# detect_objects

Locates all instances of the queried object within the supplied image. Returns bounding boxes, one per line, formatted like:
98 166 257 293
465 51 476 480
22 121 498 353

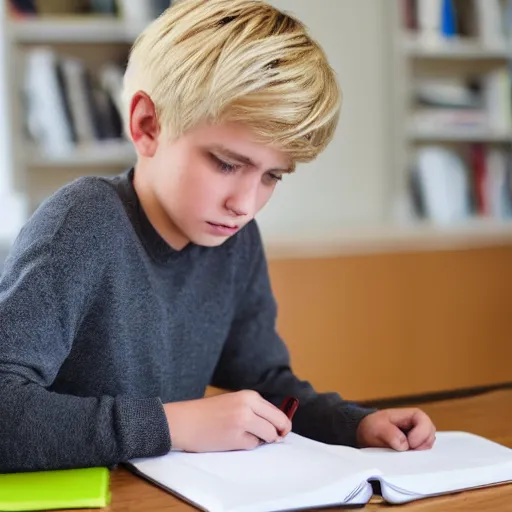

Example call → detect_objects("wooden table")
86 389 512 511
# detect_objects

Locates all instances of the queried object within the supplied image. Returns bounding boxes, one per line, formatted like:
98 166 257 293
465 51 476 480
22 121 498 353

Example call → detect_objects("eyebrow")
209 145 294 173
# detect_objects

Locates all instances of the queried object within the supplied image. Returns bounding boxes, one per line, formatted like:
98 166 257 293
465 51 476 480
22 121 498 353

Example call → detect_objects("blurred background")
0 0 511 406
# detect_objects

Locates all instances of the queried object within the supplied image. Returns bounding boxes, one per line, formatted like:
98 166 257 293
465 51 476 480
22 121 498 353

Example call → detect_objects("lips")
206 221 240 236
208 222 238 229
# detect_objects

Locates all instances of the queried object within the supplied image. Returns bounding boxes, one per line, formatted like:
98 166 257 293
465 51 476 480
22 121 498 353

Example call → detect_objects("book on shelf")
8 0 172 23
413 77 481 109
402 0 512 46
22 46 126 158
117 0 171 25
410 69 512 137
410 144 512 223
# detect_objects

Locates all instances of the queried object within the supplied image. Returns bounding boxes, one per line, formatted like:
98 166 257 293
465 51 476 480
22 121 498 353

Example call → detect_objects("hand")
356 408 436 451
163 390 292 453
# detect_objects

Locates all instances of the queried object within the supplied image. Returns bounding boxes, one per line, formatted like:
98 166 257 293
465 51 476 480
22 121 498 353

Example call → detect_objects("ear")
129 91 160 157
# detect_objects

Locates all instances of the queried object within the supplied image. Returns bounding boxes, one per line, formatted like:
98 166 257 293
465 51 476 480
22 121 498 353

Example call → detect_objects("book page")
129 433 378 512
358 431 512 502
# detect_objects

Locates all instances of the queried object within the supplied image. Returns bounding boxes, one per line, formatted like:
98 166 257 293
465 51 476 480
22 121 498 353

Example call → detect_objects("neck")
132 163 189 251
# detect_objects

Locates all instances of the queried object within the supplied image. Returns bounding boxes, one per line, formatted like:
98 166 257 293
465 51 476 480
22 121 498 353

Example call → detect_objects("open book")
127 431 512 512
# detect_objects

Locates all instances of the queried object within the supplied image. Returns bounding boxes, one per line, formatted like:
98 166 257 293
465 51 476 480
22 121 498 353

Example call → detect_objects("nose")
225 178 258 218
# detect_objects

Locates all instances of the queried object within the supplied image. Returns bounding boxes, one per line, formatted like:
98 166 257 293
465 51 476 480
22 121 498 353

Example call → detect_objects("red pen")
258 396 299 445
280 396 299 420
278 396 299 437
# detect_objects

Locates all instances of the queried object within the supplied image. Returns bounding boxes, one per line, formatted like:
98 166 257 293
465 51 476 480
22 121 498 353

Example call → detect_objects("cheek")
254 185 276 214
178 163 223 209
152 165 175 197
152 151 180 190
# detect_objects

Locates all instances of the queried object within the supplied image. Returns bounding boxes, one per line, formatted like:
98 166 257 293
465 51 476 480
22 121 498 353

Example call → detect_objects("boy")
0 0 435 472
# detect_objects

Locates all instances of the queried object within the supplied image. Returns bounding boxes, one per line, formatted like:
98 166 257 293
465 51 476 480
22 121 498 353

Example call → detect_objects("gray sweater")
0 169 374 472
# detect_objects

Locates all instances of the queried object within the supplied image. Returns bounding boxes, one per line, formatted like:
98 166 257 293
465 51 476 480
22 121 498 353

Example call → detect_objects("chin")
190 234 231 247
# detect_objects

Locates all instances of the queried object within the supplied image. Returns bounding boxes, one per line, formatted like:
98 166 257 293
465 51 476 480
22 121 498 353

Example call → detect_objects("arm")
0 186 170 472
210 222 376 447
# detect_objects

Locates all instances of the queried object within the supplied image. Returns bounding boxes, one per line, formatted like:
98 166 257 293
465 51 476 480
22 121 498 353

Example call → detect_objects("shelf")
402 35 512 59
25 141 136 168
408 128 512 143
264 218 512 258
8 18 141 43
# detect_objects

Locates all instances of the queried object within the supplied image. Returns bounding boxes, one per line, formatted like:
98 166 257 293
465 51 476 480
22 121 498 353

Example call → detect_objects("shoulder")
37 175 123 228
13 175 126 257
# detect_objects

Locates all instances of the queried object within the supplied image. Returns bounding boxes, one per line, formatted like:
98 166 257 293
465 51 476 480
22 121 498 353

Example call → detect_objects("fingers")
404 410 435 450
415 432 436 451
377 422 410 452
389 408 436 451
246 414 283 445
357 408 437 452
240 432 264 450
250 393 291 437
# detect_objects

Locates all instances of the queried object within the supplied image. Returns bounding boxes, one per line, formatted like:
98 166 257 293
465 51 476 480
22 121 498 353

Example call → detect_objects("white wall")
258 0 393 242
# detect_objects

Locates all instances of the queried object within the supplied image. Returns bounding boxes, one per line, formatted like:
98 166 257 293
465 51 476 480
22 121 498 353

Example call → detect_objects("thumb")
379 423 409 451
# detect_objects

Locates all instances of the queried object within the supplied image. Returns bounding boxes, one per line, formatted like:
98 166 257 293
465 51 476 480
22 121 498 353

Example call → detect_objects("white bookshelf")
0 4 140 237
8 18 141 43
403 35 512 59
387 0 512 249
0 0 27 242
25 140 136 168
407 127 512 143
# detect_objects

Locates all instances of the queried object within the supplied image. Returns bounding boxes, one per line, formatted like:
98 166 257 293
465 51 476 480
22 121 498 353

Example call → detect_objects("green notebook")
0 467 110 511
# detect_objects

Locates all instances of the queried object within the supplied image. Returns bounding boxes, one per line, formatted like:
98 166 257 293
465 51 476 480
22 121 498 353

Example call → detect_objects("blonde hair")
122 0 340 163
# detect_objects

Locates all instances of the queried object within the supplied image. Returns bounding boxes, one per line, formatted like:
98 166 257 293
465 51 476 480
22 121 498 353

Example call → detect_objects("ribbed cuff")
293 392 377 447
333 403 377 448
115 397 171 460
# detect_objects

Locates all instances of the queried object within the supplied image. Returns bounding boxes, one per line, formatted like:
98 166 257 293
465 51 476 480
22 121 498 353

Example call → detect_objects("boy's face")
132 94 292 249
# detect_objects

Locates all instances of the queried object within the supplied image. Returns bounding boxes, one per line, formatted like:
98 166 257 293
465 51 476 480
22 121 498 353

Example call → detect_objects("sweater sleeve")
210 222 376 447
0 180 170 472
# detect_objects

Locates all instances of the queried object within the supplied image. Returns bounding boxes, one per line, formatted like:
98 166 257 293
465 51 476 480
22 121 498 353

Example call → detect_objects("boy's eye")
211 154 238 173
263 172 283 186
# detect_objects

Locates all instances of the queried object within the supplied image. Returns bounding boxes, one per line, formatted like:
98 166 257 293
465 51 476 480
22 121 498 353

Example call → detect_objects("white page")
130 433 379 512
358 431 512 502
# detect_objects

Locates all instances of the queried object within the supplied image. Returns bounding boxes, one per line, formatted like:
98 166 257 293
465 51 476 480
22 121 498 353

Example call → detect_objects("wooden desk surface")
87 389 512 512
